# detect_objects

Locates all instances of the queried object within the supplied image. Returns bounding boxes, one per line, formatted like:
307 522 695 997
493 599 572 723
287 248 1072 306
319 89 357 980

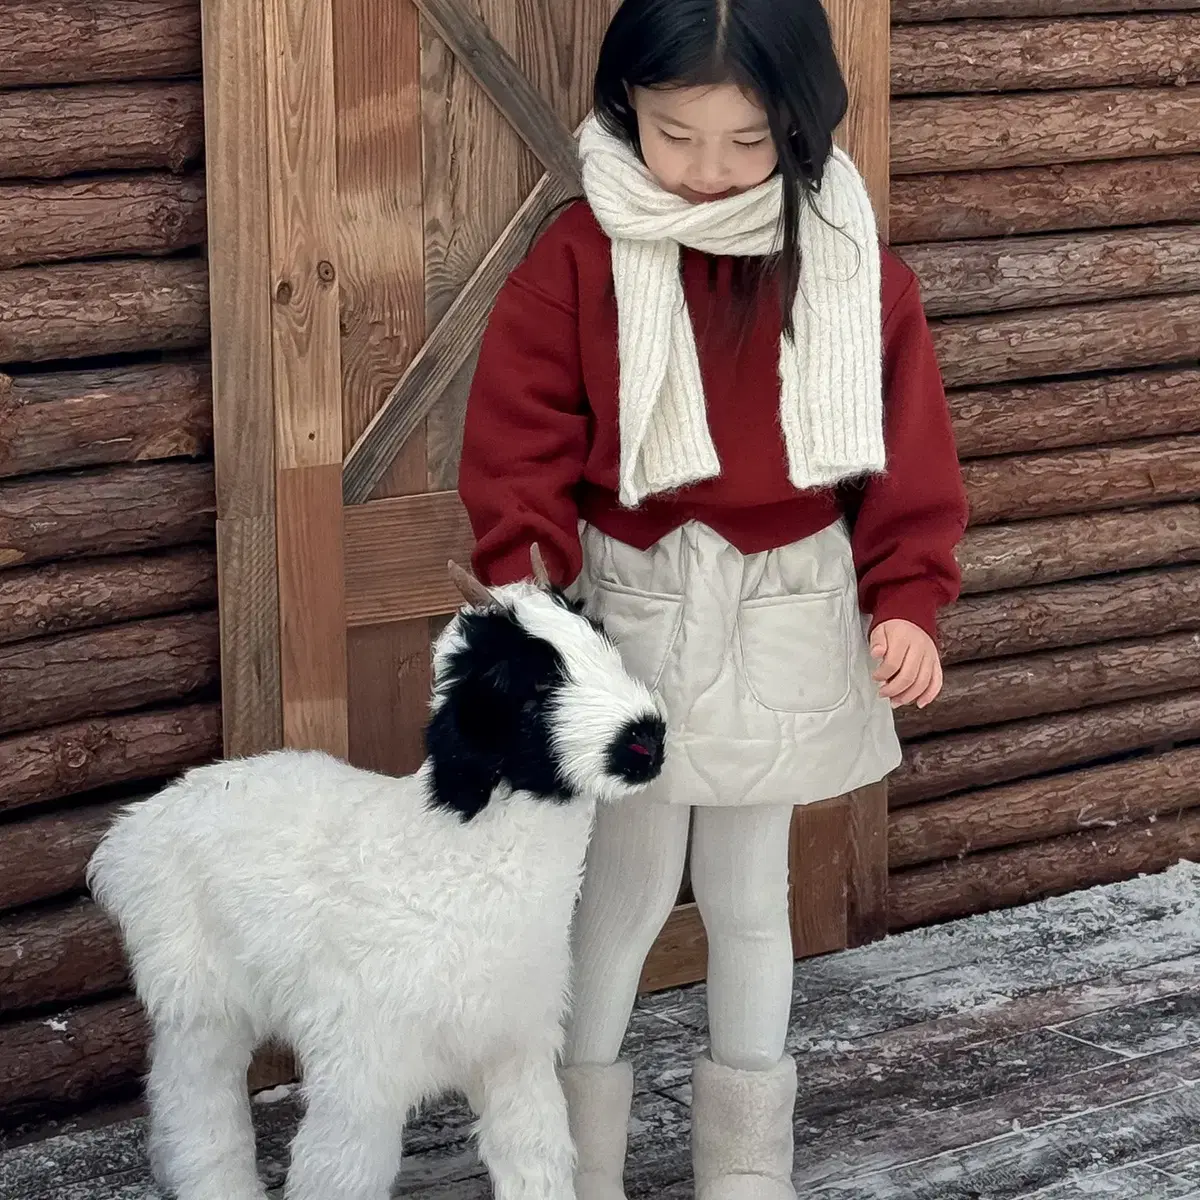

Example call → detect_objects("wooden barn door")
203 0 891 988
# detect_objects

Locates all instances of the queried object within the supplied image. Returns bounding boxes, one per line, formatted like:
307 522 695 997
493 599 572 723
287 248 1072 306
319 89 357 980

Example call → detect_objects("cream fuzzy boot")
559 1061 634 1200
691 1054 798 1200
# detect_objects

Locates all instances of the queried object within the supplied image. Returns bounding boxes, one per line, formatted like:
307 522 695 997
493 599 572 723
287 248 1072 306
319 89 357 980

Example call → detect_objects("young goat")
87 550 666 1200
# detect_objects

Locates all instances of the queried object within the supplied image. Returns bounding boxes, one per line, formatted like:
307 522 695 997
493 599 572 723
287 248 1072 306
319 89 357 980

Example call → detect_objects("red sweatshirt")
459 200 968 640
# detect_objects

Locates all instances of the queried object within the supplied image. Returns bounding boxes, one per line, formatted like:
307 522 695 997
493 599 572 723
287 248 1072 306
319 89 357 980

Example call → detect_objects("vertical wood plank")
846 781 890 945
791 796 850 958
200 0 282 757
825 0 890 236
334 0 430 778
277 464 348 753
262 0 348 756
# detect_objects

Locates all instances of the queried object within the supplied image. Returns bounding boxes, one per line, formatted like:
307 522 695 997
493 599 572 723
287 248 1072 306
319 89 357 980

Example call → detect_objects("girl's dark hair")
593 0 849 339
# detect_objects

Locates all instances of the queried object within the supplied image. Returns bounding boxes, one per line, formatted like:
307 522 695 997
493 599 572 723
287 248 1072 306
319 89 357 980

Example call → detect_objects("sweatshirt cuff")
866 582 945 645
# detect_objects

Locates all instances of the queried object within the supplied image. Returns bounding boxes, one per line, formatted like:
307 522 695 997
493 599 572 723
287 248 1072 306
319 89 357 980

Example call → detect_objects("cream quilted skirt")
575 520 901 808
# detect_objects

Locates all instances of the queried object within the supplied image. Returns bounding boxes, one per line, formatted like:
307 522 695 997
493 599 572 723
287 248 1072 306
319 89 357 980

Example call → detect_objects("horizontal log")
903 226 1200 318
0 81 204 180
0 610 220 738
932 294 1200 388
0 702 220 816
957 504 1200 594
892 0 1200 20
0 173 206 270
890 157 1200 245
890 745 1200 870
895 630 1200 739
888 809 1200 931
892 88 1200 176
0 801 125 912
0 0 201 89
0 461 215 571
949 368 1200 460
963 436 1200 526
891 690 1200 807
892 15 1200 95
0 899 126 1016
940 565 1200 664
0 357 212 479
0 547 216 646
0 995 146 1129
0 258 209 365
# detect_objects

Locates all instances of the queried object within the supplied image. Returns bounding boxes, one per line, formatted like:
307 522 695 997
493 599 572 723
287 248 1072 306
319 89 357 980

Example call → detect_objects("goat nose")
613 715 666 783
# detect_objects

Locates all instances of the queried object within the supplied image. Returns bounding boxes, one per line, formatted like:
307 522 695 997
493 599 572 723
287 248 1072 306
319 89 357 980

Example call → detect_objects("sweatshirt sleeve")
842 270 970 643
458 226 590 589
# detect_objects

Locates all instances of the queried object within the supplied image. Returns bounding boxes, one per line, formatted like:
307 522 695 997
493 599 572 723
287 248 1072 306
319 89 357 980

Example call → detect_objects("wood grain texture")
276 466 347 757
422 0 604 491
931 294 1200 389
343 495 472 626
892 0 1200 20
902 226 1200 318
891 15 1200 96
0 81 204 180
638 903 708 993
262 0 340 471
890 746 1200 870
0 702 221 816
262 0 346 757
948 368 1200 460
892 88 1200 176
895 630 1200 740
826 0 889 230
941 566 1200 665
333 0 430 779
202 0 282 757
414 0 580 187
0 257 209 365
890 157 1200 245
0 802 125 912
0 547 217 647
891 691 1200 808
791 797 849 959
0 995 147 1129
344 159 575 503
957 505 1200 595
0 0 202 88
963 436 1200 526
846 782 889 946
0 899 127 1016
0 173 206 271
0 462 215 571
0 611 220 738
0 358 212 479
888 809 1200 930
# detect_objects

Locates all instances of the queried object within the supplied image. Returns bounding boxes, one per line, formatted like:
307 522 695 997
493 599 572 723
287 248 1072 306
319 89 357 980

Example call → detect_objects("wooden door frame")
204 0 893 991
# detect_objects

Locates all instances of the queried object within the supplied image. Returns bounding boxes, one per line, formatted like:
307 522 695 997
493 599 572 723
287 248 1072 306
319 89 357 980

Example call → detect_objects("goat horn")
529 542 552 590
447 560 494 608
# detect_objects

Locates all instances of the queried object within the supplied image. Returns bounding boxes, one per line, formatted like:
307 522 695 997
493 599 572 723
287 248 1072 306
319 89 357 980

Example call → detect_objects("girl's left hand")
870 619 943 709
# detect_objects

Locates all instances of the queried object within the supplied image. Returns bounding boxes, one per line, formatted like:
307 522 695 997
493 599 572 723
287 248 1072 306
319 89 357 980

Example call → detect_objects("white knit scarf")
577 113 885 509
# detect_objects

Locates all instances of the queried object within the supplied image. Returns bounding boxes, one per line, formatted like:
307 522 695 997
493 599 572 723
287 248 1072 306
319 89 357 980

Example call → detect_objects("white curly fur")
87 581 664 1200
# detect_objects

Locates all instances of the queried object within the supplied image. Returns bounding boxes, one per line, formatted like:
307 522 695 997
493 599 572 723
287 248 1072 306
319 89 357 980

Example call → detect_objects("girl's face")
629 82 779 203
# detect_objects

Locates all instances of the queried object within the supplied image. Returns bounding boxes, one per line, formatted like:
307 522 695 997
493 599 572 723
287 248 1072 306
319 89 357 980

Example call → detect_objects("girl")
458 0 968 1195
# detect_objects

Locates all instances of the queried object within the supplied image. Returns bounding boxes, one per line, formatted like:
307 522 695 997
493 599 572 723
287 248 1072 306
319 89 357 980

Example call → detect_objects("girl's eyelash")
736 139 768 148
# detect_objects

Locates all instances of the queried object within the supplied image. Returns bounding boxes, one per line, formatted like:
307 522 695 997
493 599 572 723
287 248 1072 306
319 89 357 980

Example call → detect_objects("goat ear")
424 677 508 821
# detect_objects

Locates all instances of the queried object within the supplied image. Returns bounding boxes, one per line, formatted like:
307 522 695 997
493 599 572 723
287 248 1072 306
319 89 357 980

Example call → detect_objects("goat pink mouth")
629 744 651 756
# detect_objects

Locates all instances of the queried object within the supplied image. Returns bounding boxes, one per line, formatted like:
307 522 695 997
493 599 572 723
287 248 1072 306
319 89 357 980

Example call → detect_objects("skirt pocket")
590 579 683 693
736 588 852 714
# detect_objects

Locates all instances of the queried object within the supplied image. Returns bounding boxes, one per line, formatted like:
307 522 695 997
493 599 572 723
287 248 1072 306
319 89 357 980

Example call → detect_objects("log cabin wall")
0 1 222 1132
885 0 1200 928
